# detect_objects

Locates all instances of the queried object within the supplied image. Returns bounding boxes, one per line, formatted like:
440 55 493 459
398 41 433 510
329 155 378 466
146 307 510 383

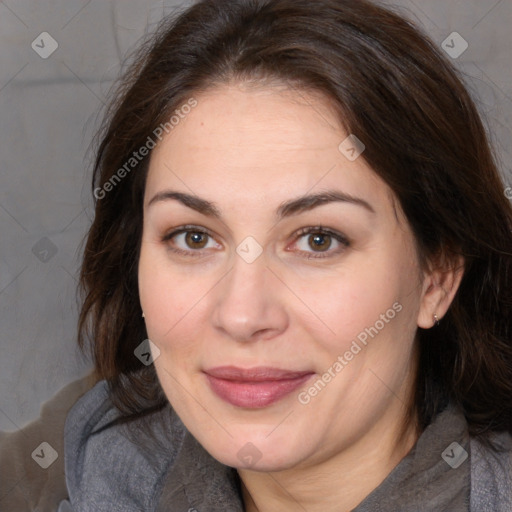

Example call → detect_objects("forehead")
145 84 392 215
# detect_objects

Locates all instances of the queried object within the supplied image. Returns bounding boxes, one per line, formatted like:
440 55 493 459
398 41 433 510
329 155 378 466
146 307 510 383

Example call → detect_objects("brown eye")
292 227 350 259
185 231 209 249
308 233 332 252
162 226 220 255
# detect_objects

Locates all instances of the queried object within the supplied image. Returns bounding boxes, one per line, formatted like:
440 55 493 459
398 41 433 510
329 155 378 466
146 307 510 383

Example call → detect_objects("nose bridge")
212 251 288 341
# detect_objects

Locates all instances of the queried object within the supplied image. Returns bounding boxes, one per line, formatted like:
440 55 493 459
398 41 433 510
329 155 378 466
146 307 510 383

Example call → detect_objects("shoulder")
470 431 512 512
63 379 187 512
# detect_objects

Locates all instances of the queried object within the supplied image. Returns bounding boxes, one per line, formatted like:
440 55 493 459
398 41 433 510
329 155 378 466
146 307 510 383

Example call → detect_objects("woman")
62 0 512 510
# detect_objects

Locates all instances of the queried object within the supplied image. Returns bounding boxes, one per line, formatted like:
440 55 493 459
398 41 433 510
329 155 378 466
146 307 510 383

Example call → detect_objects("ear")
417 254 465 329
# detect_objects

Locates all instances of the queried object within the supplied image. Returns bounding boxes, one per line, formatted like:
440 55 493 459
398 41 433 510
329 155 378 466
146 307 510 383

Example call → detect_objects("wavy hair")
78 0 512 444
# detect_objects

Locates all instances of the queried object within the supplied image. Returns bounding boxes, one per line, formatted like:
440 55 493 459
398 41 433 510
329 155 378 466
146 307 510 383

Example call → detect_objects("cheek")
138 243 205 347
295 248 420 364
292 264 400 347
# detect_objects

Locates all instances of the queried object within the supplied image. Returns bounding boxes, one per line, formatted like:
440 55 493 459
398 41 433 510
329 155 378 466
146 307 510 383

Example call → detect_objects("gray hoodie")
59 380 512 511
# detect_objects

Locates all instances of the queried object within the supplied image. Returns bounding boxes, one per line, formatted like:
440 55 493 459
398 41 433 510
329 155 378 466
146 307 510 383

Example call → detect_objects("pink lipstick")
203 366 314 408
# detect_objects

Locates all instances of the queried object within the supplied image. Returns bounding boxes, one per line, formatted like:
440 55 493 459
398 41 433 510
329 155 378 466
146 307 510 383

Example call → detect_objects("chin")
198 426 311 472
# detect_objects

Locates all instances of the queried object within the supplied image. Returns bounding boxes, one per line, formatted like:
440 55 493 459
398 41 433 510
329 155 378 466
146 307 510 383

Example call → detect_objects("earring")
433 313 439 327
142 312 145 318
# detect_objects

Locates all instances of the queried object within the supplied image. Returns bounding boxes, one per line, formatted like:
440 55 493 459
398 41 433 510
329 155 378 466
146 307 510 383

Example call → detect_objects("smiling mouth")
203 366 315 408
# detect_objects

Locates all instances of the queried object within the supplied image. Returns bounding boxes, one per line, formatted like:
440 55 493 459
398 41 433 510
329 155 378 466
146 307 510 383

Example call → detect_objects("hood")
62 379 512 512
63 379 243 512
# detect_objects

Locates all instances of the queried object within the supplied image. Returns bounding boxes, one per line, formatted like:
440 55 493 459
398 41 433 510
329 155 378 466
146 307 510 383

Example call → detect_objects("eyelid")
161 224 222 257
287 226 350 259
161 224 350 259
161 224 216 242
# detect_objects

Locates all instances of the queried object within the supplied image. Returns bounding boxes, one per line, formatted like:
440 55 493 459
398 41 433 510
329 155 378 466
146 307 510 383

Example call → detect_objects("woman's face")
138 83 428 472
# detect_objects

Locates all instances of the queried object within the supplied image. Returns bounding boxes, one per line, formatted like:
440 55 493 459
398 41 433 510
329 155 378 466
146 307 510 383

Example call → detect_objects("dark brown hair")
78 0 512 443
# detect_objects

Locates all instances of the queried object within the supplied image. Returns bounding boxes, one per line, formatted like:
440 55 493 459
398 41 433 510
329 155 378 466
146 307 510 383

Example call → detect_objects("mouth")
203 366 315 408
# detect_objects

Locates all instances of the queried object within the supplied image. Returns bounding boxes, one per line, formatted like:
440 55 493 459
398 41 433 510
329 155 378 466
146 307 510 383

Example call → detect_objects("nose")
211 254 289 343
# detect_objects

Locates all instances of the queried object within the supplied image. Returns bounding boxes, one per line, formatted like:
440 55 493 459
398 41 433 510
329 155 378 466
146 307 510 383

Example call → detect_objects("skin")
138 82 463 512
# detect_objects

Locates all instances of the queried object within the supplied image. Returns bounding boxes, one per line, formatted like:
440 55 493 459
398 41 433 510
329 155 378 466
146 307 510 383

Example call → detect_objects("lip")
203 366 314 408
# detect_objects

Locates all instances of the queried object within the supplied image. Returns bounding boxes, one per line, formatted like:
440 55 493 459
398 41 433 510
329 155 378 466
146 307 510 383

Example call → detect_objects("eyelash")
161 224 217 258
291 226 350 259
161 224 350 259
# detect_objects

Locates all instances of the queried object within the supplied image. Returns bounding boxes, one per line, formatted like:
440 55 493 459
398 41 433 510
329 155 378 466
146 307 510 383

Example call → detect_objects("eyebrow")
147 190 375 218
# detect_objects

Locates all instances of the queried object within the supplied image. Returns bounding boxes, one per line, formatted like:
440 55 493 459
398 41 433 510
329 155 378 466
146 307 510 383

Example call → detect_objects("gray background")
0 0 511 433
